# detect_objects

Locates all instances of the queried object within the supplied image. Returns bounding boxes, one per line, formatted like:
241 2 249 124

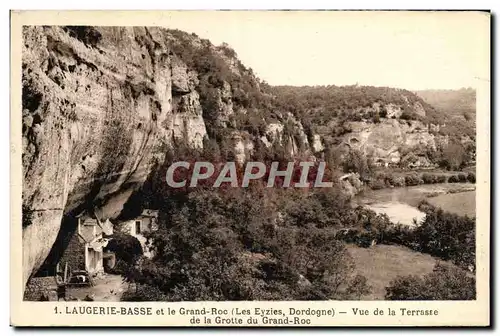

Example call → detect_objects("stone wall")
23 276 57 301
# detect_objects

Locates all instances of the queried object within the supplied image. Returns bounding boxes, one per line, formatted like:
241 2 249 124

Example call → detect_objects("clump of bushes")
421 173 436 184
436 175 448 183
389 176 406 187
367 170 473 190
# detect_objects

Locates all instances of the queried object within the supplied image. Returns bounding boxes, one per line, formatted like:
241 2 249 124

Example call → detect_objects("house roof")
141 209 159 218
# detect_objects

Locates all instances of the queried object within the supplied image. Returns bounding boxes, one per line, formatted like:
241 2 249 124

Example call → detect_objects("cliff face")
21 26 208 288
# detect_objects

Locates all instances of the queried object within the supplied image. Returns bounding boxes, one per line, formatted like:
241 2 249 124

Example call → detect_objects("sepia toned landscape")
21 18 478 303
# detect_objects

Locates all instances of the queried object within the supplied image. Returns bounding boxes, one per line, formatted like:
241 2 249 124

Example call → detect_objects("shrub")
389 176 406 187
400 110 416 120
379 107 388 118
448 175 459 183
458 173 467 183
369 178 387 190
63 26 102 47
378 224 415 246
421 173 436 184
122 284 168 302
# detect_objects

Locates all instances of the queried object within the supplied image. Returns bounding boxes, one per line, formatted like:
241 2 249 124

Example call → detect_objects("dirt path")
66 274 128 301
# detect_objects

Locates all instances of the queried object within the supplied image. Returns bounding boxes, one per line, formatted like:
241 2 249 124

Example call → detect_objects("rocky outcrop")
167 90 207 148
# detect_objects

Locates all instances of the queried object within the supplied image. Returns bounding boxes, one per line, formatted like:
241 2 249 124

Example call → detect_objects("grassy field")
427 191 476 217
347 244 443 300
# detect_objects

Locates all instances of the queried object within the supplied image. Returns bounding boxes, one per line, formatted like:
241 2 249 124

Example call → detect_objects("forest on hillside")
415 88 476 138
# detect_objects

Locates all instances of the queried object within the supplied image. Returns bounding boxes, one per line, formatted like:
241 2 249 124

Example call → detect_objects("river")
354 183 476 227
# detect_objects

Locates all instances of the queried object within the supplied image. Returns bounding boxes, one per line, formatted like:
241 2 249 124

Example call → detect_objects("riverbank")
354 183 476 226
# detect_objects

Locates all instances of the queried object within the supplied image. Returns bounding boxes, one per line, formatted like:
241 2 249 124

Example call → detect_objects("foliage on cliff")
163 29 465 167
166 29 276 140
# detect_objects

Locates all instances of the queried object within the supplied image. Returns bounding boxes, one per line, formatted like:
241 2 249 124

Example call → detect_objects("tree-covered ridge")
105 29 477 302
415 88 476 139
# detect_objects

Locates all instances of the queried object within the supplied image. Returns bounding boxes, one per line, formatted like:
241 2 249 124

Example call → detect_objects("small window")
135 221 141 235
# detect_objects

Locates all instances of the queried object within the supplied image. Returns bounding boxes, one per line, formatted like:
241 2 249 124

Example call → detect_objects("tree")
342 149 372 181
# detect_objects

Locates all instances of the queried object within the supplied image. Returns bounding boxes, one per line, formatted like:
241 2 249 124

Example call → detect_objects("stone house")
59 212 114 276
117 209 159 258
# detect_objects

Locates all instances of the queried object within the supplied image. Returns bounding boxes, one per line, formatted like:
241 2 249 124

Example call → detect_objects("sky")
155 11 489 91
